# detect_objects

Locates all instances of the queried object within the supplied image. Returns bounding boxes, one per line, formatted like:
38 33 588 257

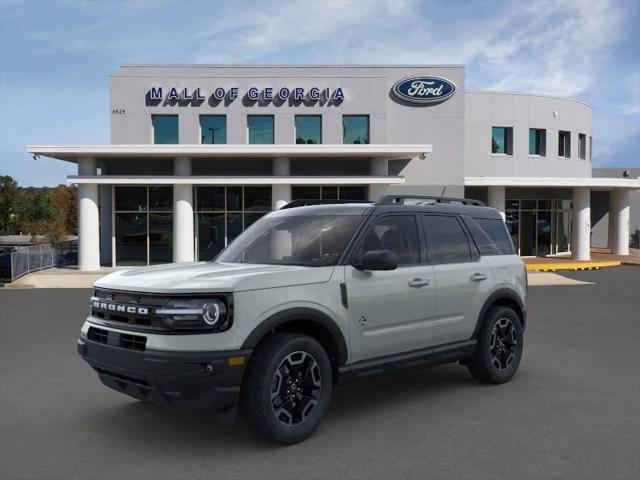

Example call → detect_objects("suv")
78 195 526 444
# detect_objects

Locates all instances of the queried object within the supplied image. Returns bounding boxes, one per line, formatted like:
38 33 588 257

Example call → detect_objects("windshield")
216 214 363 267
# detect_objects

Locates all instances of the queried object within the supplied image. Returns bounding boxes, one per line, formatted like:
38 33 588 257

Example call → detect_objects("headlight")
156 298 230 332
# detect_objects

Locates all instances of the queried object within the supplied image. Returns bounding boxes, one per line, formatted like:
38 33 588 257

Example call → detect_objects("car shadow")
79 364 481 451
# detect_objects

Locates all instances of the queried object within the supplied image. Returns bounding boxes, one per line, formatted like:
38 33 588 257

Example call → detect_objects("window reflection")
342 115 369 144
248 115 274 144
295 115 322 144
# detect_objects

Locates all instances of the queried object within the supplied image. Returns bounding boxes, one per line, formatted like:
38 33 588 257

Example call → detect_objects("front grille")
87 326 147 351
90 289 170 332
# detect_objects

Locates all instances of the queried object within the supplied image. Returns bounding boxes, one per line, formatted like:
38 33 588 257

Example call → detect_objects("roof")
274 198 503 220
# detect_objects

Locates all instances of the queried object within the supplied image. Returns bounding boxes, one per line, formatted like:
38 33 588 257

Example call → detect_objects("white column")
610 189 630 255
173 157 194 262
487 186 506 220
571 187 591 260
77 157 100 271
272 157 291 210
369 158 388 201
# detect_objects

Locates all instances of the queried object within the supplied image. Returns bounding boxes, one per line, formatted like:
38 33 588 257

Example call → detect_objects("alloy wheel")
490 317 518 370
271 351 322 426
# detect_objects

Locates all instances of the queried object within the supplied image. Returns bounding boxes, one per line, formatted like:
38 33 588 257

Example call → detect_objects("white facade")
27 65 639 270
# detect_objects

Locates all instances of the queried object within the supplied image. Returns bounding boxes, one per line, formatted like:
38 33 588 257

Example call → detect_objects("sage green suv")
78 195 527 444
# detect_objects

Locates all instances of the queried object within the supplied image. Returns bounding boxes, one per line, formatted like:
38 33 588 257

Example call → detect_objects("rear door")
345 214 436 363
421 214 493 344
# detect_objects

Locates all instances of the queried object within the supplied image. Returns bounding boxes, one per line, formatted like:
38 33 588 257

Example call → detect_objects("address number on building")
112 109 126 115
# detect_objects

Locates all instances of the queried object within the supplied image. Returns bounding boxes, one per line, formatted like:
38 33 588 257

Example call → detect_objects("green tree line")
0 175 77 243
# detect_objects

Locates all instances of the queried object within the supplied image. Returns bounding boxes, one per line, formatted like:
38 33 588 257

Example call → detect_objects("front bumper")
78 338 251 413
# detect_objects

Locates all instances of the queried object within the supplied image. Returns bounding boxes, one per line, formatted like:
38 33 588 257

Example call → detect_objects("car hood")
94 262 336 294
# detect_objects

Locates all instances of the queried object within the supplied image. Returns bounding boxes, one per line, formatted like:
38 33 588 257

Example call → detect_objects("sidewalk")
523 248 639 272
4 267 116 289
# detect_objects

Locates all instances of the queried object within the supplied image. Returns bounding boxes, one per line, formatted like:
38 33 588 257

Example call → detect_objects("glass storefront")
505 199 571 256
194 186 272 261
114 186 173 266
291 185 368 201
114 184 368 264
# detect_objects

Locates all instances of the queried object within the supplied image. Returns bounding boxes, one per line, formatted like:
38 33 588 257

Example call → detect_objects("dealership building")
28 65 639 271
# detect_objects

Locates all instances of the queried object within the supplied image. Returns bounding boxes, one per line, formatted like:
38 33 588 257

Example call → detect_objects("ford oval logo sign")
392 76 457 104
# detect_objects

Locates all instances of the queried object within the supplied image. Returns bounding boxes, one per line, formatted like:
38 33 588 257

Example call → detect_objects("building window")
343 115 369 144
114 186 174 266
529 128 546 156
152 115 179 144
248 115 274 144
200 115 227 144
491 127 513 155
578 133 587 160
589 136 593 161
291 185 368 201
194 186 272 261
558 131 571 158
295 115 322 144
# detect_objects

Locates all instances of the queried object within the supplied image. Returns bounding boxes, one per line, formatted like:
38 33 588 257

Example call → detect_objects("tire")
240 333 332 444
467 305 523 384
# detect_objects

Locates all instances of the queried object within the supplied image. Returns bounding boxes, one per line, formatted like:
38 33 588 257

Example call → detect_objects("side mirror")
353 249 398 271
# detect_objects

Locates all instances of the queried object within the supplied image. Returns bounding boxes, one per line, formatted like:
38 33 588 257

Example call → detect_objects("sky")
0 0 639 187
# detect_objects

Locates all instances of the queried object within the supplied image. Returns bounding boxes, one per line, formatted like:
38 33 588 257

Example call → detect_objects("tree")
0 175 19 234
49 185 77 243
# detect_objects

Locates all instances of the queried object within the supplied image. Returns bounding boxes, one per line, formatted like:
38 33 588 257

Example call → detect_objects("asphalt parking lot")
1 267 639 480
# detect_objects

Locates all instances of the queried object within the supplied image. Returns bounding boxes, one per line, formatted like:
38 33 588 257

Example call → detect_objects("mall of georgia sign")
391 76 456 104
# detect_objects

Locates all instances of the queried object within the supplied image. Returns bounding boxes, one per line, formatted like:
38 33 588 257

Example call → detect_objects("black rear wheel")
240 333 332 444
468 306 523 384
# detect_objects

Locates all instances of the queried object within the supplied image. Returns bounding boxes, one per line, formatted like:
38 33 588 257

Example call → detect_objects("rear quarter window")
465 217 515 255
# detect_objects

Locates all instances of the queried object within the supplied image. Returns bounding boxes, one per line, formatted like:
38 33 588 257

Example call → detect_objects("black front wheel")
467 306 523 384
240 333 332 444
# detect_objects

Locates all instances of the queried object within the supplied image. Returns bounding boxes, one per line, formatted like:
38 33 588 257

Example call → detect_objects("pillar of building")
610 189 630 256
487 185 506 220
369 158 388 201
173 157 194 262
272 157 291 210
77 157 100 271
571 187 591 260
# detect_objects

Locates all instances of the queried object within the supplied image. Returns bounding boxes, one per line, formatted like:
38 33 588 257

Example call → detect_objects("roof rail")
376 195 486 207
280 199 373 210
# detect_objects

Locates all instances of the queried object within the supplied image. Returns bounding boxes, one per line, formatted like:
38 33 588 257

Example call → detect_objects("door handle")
470 272 487 282
408 278 430 288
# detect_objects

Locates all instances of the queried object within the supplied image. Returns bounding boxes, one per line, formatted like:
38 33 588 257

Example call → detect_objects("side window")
359 215 420 265
475 218 515 255
463 218 501 256
422 215 472 264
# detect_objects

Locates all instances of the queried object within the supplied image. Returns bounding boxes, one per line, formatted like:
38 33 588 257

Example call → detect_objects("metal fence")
1 242 78 283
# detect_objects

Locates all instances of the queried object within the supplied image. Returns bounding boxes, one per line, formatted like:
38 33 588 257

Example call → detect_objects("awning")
28 144 432 163
464 176 640 190
67 175 406 185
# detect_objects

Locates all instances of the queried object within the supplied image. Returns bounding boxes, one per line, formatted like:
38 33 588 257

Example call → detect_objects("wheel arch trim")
240 307 349 366
472 288 526 339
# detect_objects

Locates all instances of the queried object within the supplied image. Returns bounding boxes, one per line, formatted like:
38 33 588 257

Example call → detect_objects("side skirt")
337 340 477 383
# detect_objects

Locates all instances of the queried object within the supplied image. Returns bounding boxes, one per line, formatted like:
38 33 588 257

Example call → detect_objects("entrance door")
537 210 553 256
345 214 436 363
520 210 536 256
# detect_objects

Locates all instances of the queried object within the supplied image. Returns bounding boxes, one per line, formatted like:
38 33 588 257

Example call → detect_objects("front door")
345 214 436 363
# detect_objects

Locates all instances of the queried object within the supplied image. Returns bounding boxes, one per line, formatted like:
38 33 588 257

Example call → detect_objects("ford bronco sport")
78 195 526 444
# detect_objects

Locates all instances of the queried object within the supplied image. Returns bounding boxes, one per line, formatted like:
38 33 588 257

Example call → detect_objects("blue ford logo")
392 76 456 104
